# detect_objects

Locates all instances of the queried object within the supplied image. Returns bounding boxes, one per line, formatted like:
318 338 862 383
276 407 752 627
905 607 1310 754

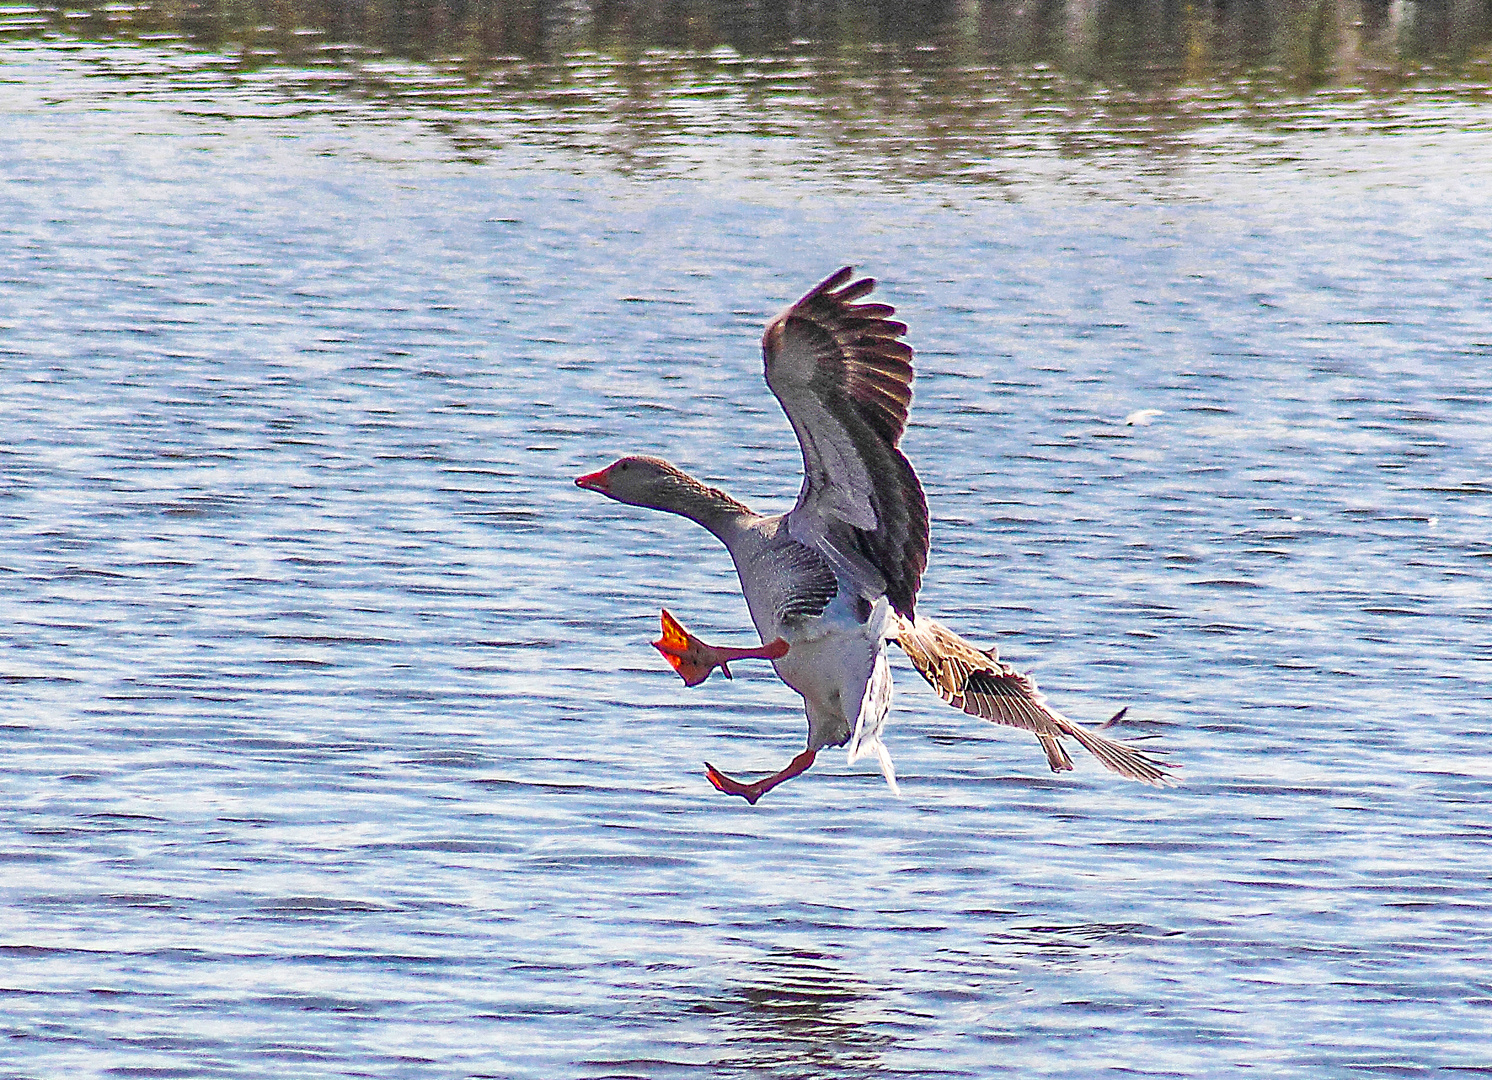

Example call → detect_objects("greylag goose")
576 268 1176 802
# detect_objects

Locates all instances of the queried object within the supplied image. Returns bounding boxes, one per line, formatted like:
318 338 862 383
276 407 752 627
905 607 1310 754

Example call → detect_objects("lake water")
2 35 1492 1079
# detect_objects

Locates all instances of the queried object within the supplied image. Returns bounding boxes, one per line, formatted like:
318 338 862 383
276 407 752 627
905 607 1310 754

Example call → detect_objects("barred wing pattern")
893 616 1176 786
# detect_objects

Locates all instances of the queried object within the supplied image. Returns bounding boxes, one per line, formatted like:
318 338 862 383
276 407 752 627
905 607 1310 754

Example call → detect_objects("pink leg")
652 609 788 687
704 748 817 805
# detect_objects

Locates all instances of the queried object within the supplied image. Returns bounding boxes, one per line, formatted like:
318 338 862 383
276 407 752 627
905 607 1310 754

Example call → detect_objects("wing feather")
763 267 929 619
893 615 1178 787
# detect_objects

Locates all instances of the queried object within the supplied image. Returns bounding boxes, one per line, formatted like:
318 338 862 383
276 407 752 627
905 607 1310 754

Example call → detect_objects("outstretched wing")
762 267 929 619
894 616 1177 787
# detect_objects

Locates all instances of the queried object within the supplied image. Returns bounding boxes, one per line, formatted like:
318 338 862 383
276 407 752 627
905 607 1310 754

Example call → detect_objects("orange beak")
575 466 610 493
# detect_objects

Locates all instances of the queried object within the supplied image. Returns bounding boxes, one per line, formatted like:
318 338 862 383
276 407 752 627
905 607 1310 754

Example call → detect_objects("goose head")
575 455 700 512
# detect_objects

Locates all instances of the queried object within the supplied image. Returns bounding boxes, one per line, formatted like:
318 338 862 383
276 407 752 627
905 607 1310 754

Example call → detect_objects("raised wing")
894 616 1177 786
762 267 929 619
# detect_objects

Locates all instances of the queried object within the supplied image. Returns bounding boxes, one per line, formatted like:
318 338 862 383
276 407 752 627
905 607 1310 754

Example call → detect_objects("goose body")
722 513 897 777
577 268 1175 801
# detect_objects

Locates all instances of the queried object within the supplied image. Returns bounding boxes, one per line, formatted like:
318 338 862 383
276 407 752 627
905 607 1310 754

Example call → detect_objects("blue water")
2 38 1491 1079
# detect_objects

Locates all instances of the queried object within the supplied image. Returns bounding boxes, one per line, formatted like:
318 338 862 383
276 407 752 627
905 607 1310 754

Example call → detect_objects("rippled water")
3 36 1492 1079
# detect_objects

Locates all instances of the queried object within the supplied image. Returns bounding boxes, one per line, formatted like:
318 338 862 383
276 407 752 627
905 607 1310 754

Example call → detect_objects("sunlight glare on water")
2 36 1491 1079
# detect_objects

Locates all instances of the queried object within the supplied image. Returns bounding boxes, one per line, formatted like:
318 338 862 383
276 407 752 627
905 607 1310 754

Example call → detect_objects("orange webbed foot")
704 762 764 804
652 609 720 687
703 748 817 806
651 609 788 687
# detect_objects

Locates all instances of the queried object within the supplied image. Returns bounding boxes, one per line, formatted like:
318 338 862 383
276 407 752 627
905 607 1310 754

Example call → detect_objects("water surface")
2 37 1491 1079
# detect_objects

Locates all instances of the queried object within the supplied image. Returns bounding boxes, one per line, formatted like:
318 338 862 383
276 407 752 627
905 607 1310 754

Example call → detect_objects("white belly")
770 595 893 756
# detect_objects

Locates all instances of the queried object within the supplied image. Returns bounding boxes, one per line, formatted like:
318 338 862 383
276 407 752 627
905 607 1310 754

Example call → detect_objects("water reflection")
705 952 905 1078
8 0 1491 72
7 0 1492 197
657 923 1186 1075
12 33 1491 198
567 950 920 1079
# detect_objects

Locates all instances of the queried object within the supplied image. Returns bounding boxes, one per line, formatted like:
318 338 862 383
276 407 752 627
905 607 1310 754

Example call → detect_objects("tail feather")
891 615 1177 787
1038 733 1075 773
